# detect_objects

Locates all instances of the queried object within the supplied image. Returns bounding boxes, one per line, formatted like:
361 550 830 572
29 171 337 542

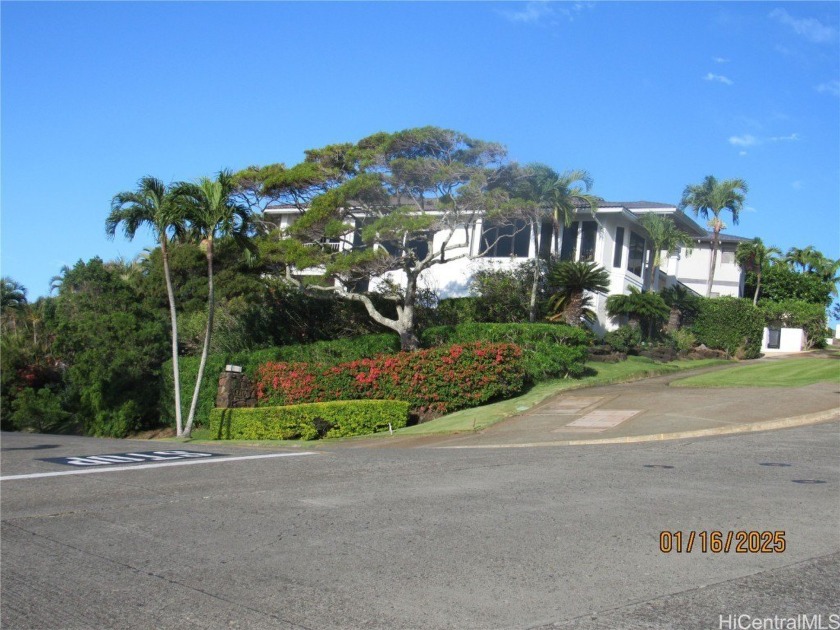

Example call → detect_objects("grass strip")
671 357 840 388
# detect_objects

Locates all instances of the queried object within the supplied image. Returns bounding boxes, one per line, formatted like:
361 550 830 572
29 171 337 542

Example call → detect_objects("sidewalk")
364 365 840 449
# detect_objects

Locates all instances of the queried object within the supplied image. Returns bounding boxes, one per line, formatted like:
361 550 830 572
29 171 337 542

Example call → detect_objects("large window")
627 231 646 277
579 221 597 262
538 220 554 259
613 227 625 268
559 222 579 261
481 219 530 257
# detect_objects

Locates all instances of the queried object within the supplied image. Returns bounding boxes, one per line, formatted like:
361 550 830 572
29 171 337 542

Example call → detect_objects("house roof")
698 231 753 244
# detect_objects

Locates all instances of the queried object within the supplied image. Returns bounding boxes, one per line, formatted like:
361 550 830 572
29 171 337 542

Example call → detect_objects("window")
627 231 645 277
538 220 554 259
721 249 735 264
559 222 579 261
579 221 597 262
406 236 429 261
481 219 530 257
613 227 625 268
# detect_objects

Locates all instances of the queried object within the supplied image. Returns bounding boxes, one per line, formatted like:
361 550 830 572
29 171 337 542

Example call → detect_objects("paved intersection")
2 417 839 629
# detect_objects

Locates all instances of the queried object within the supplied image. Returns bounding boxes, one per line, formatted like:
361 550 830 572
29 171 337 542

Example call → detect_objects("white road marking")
0 452 318 481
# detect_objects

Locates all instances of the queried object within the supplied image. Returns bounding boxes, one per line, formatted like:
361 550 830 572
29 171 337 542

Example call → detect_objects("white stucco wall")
677 242 743 297
761 327 805 353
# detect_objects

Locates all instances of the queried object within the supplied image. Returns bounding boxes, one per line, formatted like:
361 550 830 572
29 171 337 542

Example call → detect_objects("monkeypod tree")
238 127 517 351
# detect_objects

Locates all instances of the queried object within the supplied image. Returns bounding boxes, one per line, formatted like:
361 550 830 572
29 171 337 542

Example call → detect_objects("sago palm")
678 175 748 297
106 176 187 435
545 260 610 326
606 286 670 340
735 238 781 305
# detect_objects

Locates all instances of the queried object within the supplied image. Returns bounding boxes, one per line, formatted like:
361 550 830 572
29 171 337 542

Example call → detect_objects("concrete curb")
436 408 840 449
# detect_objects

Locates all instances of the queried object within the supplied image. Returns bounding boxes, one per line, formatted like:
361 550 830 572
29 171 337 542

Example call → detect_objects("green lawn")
671 357 840 389
394 356 729 436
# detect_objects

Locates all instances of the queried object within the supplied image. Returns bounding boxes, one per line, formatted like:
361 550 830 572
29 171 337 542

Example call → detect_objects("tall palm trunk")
184 237 214 438
529 222 540 323
753 270 762 306
648 253 657 292
161 237 183 437
706 228 720 297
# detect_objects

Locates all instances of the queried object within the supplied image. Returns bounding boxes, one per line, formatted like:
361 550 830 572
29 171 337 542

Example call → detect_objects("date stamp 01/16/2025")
659 530 786 554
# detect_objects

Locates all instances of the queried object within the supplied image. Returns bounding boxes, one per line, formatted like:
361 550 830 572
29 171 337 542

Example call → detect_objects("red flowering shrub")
255 342 526 416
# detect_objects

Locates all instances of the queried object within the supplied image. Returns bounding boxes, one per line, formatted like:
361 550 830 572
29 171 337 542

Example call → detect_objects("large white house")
264 200 748 334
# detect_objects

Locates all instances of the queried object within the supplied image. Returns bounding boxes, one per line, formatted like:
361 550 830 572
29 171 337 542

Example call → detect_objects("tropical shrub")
469 262 536 323
603 324 642 354
667 328 697 353
691 297 763 359
51 258 168 437
421 323 591 379
160 333 401 428
209 400 410 440
255 342 527 416
606 287 670 340
429 297 479 326
759 299 828 350
661 285 702 330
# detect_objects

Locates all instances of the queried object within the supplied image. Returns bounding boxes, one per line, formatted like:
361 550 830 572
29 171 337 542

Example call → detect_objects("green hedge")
691 297 764 359
209 400 410 440
160 333 400 428
421 323 590 380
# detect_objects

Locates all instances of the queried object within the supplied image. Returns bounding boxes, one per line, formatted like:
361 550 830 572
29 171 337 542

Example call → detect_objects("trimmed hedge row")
255 342 526 416
160 333 400 428
691 297 764 359
421 323 590 380
209 400 410 440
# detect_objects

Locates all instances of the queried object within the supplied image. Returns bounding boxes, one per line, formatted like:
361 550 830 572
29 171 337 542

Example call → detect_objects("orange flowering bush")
255 342 526 416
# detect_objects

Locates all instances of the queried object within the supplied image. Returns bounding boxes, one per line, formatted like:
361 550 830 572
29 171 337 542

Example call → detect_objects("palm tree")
678 175 748 297
174 170 255 438
1 277 27 311
106 176 187 436
545 261 610 326
1 277 27 334
735 238 781 305
637 214 694 291
606 286 670 340
524 165 601 322
784 246 821 273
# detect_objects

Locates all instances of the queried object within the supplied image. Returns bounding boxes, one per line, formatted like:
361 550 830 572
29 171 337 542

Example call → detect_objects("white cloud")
739 151 748 157
791 180 803 190
767 133 800 143
769 9 837 44
743 206 757 213
729 134 758 147
816 80 840 97
499 1 554 23
729 132 800 150
497 1 592 25
713 57 730 64
704 72 733 85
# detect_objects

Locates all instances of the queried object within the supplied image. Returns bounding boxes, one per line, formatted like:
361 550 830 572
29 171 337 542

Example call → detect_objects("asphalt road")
1 424 839 629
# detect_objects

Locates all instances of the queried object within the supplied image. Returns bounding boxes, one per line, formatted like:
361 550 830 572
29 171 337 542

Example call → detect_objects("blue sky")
2 1 838 304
